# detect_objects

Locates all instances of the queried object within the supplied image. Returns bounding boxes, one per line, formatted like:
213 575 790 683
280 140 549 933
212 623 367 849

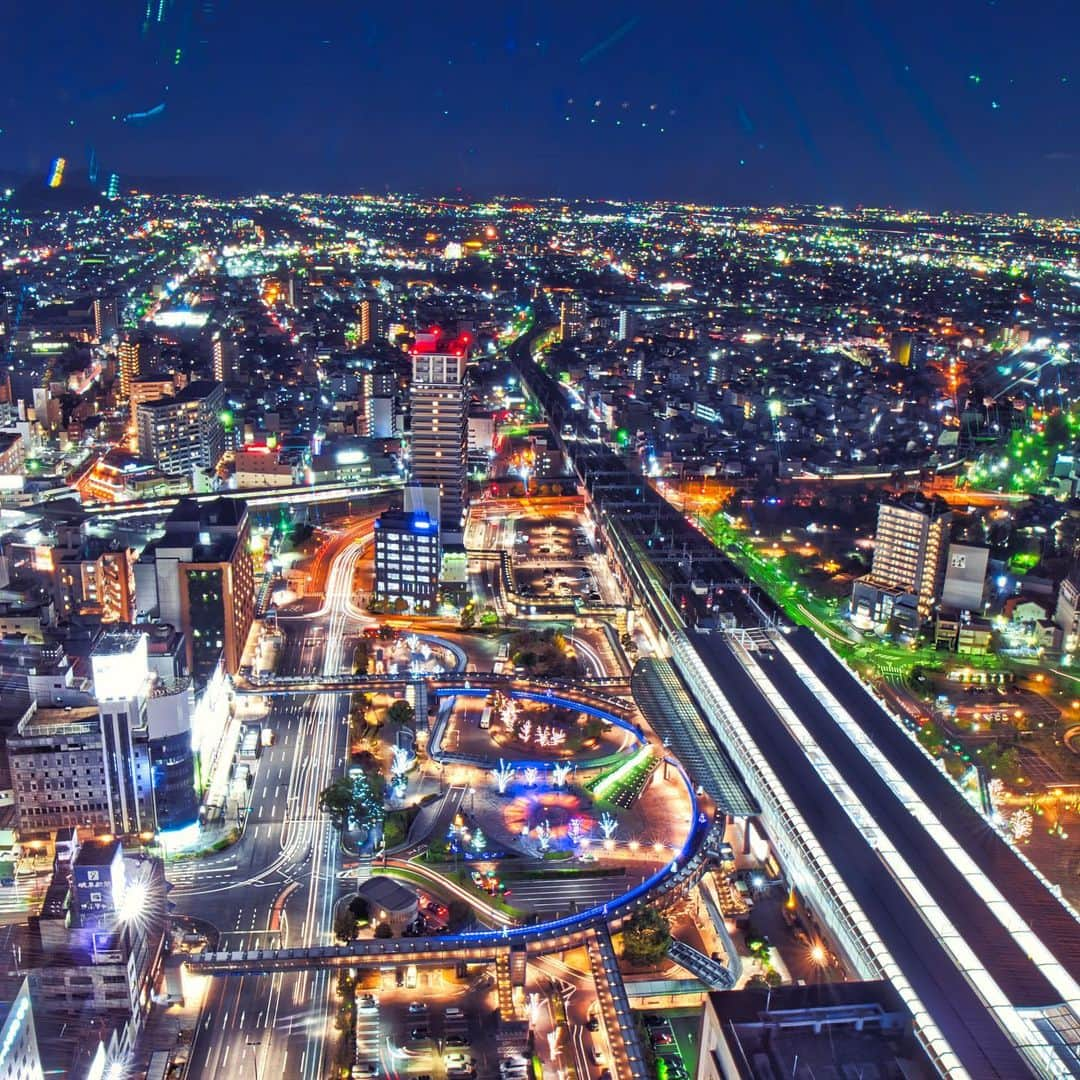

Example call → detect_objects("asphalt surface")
177 538 362 1080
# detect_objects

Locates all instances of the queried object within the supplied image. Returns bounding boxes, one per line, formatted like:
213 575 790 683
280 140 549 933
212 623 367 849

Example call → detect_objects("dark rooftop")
74 838 121 868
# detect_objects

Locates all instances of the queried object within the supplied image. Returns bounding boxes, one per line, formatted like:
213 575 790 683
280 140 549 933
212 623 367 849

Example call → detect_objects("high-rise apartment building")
117 338 142 400
359 297 383 343
559 297 588 341
136 498 255 682
851 494 952 628
128 372 176 432
136 380 225 479
410 333 469 542
361 367 396 438
93 296 118 343
212 331 234 384
889 329 925 368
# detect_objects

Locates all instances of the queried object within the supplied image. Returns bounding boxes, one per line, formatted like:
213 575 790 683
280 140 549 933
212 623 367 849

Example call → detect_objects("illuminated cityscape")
0 4 1079 1079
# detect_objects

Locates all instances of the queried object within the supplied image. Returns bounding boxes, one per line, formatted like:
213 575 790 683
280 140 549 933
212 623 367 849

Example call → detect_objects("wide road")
180 532 369 1080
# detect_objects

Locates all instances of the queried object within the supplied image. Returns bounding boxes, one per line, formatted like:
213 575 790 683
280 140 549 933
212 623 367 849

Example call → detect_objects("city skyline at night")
3 7 1080 1078
1 1 1079 213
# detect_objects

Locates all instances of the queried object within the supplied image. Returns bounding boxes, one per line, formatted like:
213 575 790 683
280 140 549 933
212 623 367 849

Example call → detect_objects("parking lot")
512 516 602 603
639 1010 698 1080
355 967 500 1080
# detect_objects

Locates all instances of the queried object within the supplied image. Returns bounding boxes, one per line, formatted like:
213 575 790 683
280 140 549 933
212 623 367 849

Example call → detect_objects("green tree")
424 836 450 862
374 921 393 939
387 699 415 727
319 771 385 831
917 720 944 754
622 907 671 966
349 894 371 922
459 605 477 631
334 906 357 942
1044 410 1071 446
319 777 359 829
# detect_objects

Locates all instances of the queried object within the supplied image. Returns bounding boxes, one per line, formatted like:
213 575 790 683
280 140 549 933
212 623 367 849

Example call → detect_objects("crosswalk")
0 877 49 922
501 876 634 914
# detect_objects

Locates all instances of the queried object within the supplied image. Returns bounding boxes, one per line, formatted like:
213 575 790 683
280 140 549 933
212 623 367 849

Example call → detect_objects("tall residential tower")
409 331 469 543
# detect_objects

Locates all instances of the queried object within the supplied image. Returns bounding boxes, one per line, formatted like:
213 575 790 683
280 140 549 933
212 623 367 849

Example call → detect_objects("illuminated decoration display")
390 746 414 794
1009 809 1033 842
552 762 571 789
536 819 552 852
535 726 567 748
600 812 618 841
523 766 539 787
494 758 515 795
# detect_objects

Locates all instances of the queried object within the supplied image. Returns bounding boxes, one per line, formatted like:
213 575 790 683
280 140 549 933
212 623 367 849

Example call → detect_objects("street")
178 535 366 1080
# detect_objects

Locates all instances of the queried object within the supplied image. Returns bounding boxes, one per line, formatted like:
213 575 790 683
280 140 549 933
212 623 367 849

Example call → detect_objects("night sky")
3 1 1079 213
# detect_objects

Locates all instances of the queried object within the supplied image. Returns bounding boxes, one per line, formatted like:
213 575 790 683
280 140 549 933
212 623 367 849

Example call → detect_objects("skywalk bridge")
233 670 633 711
188 795 719 985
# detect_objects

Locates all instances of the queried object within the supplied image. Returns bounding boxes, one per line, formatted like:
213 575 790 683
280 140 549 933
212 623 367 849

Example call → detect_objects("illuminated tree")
1009 808 1033 842
494 759 515 795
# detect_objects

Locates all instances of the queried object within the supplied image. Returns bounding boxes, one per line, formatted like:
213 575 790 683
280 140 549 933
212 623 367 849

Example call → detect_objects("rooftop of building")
90 628 146 658
143 622 184 654
412 328 472 356
18 703 98 733
882 490 952 519
355 875 418 913
706 981 932 1079
138 378 221 407
95 446 159 473
0 636 66 671
164 495 246 532
374 508 437 534
74 838 121 868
